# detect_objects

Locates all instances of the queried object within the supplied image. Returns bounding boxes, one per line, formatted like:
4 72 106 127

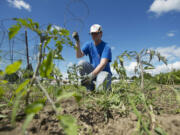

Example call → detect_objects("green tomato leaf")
39 51 54 78
15 79 30 94
8 23 21 40
25 103 43 114
58 115 78 135
22 113 35 134
73 93 82 103
0 80 8 84
60 29 70 36
57 92 75 102
5 60 22 75
154 127 167 135
47 24 52 31
34 22 39 29
16 18 28 27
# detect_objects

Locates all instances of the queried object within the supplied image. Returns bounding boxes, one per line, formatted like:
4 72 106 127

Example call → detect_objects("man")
72 24 112 91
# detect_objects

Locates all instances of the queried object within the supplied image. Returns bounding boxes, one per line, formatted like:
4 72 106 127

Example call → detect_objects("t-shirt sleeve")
101 46 112 62
81 42 89 56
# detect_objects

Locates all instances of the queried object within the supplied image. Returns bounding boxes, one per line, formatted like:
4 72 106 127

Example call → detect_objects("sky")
0 0 180 77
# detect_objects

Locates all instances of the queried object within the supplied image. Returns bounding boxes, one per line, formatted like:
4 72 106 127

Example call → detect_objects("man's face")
91 32 102 42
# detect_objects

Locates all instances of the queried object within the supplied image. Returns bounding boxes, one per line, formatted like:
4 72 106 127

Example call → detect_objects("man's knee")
97 71 111 79
96 71 112 90
77 60 88 67
77 60 94 76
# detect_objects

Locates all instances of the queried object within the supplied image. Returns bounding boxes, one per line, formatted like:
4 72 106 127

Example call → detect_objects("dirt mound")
0 97 180 135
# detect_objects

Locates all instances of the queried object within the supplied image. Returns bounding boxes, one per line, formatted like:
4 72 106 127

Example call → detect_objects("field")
0 18 180 135
0 80 180 135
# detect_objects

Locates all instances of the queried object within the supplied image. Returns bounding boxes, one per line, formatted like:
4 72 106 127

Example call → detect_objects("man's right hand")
72 32 79 42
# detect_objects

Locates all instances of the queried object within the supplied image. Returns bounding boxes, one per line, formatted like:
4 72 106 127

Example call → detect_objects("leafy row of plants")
0 18 81 135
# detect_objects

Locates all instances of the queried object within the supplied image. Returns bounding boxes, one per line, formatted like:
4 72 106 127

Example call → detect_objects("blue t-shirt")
81 40 112 75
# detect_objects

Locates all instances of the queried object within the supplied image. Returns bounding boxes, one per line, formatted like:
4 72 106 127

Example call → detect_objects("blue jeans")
78 60 112 91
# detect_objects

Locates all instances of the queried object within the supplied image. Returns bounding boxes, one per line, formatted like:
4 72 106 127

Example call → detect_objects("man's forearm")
91 58 108 77
75 41 83 58
92 64 105 76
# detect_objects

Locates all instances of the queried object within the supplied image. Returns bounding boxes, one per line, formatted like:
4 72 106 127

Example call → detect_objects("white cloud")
149 0 180 16
125 62 137 74
154 45 180 61
51 25 62 31
7 0 31 12
110 66 118 77
147 61 180 75
167 32 175 37
111 62 138 77
111 45 180 77
119 61 180 77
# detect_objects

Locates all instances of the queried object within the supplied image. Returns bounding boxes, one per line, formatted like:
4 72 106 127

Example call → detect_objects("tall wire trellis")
63 0 89 33
0 18 40 69
0 0 90 69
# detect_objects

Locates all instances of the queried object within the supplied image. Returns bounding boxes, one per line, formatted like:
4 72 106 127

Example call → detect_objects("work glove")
72 32 79 42
81 72 96 86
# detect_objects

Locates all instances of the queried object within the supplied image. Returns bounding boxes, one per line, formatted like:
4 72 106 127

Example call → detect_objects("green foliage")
22 113 34 134
22 69 33 79
112 54 127 80
5 60 22 75
15 79 30 94
12 18 41 35
11 91 24 126
113 49 167 90
154 69 180 85
9 18 73 62
0 86 5 98
4 73 19 83
57 91 76 102
3 17 81 135
0 60 22 83
58 115 78 135
143 72 153 80
11 79 30 126
8 23 21 40
67 64 81 87
154 127 167 135
22 100 44 133
40 51 54 79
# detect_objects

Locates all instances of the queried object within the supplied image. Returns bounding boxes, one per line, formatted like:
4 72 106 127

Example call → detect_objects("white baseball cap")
90 24 102 33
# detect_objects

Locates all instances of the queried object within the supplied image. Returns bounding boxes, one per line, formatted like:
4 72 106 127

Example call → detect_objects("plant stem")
140 62 144 90
36 79 57 113
25 37 44 106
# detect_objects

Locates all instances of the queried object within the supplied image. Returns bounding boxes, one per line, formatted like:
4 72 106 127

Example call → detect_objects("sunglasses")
90 32 100 35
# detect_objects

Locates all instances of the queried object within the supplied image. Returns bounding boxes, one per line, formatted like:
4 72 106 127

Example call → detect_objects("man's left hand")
81 72 96 85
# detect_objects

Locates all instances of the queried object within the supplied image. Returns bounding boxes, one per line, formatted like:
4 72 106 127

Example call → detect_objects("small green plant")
113 49 167 90
112 51 130 80
67 63 81 88
5 18 80 135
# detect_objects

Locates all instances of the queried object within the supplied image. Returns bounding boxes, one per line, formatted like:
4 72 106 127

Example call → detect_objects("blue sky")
0 0 180 77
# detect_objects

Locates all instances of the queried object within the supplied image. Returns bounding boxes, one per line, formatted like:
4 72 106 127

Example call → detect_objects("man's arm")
92 58 109 77
75 41 84 58
81 58 108 85
72 32 84 58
